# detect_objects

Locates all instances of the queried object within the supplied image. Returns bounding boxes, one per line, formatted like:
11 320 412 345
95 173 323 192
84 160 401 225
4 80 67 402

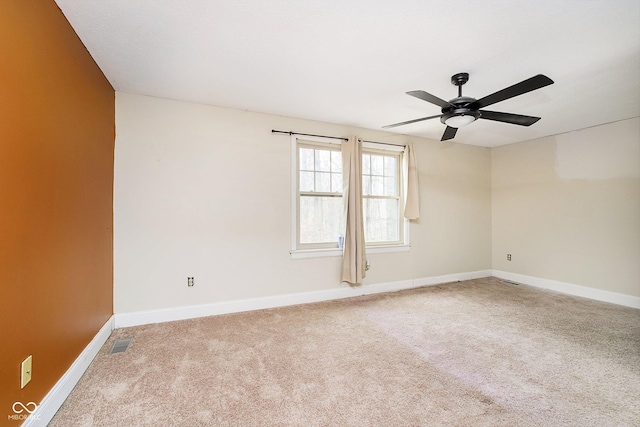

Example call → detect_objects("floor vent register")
109 338 133 355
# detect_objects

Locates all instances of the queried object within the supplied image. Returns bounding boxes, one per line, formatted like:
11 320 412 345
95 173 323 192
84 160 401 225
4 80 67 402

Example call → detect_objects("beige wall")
492 118 640 296
114 93 492 313
114 94 638 314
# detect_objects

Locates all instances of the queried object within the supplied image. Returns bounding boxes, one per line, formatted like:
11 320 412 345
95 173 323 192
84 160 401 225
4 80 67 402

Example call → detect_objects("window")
362 150 402 244
298 142 343 248
291 136 409 258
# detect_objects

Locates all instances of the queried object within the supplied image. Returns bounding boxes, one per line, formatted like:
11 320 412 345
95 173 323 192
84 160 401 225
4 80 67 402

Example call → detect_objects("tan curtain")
404 141 420 220
341 136 366 284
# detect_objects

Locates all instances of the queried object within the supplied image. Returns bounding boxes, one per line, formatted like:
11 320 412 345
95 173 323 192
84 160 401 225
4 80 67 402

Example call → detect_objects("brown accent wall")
0 1 114 423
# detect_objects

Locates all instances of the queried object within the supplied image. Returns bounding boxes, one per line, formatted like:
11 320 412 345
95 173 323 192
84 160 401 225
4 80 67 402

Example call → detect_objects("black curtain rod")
271 129 405 148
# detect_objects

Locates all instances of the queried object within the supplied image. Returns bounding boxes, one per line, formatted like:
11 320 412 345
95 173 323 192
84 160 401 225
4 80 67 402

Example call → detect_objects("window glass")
300 196 343 244
364 198 400 242
298 144 343 247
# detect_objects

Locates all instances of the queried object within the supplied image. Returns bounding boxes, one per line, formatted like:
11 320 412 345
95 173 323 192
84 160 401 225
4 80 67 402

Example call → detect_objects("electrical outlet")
21 355 32 389
187 277 194 287
507 254 512 261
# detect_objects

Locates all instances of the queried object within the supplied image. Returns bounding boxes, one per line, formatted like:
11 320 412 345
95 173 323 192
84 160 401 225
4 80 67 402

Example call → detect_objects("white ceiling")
54 0 640 147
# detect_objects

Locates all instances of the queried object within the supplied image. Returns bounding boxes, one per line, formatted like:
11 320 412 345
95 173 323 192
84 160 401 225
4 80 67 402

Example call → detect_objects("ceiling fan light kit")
444 114 477 128
384 72 554 142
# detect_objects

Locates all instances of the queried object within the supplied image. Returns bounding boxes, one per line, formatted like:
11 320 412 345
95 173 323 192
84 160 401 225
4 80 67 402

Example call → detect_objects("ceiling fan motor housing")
440 96 480 127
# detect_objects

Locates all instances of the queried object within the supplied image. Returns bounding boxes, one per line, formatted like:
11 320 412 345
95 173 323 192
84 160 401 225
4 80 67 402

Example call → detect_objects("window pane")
384 177 397 196
371 155 383 175
362 175 371 196
315 149 331 172
362 154 370 175
384 156 397 177
300 171 315 192
300 148 314 171
331 172 342 193
371 176 384 196
331 151 342 173
316 172 331 192
300 196 344 244
363 198 399 243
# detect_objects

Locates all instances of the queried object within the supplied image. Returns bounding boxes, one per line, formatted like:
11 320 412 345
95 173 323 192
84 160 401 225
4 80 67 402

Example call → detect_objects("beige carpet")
50 277 640 426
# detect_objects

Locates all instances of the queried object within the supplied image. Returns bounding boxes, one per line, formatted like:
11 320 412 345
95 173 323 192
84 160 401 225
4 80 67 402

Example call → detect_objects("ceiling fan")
383 73 554 141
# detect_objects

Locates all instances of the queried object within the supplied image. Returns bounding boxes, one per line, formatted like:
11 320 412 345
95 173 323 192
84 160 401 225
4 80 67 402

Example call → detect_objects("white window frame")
296 139 344 251
290 135 410 259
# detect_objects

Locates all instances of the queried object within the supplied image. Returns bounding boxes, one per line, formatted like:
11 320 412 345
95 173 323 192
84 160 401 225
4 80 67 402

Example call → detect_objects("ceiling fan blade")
407 90 454 108
441 126 458 141
469 74 554 109
382 114 442 129
479 110 541 126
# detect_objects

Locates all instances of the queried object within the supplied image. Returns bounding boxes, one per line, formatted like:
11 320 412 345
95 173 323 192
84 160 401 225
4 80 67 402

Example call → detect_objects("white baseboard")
492 270 640 309
114 269 492 328
23 316 115 427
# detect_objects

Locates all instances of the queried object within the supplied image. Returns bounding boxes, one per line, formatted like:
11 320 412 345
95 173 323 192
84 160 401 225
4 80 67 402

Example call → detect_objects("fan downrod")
451 72 469 97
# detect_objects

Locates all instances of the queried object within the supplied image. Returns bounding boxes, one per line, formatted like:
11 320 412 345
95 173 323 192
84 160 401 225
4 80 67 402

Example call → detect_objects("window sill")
290 244 410 260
